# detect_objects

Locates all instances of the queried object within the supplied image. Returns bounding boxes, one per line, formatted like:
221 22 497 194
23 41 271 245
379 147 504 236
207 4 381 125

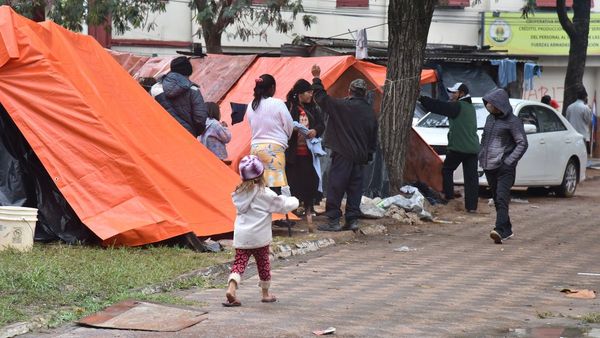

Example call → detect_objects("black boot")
317 218 342 232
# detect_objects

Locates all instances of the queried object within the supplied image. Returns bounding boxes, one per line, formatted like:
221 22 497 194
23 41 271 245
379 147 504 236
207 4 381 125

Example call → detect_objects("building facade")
106 0 600 110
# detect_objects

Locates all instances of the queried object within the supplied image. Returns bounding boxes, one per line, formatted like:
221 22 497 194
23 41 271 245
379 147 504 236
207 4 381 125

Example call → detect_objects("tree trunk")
203 27 224 54
558 0 591 115
32 1 45 22
380 0 436 193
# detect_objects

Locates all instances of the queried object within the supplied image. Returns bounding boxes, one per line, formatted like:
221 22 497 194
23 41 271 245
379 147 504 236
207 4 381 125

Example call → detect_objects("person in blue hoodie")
151 56 208 137
479 88 528 244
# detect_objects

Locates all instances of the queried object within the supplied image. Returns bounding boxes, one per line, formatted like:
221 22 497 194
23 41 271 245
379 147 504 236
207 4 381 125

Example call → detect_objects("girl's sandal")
223 292 242 307
261 295 277 303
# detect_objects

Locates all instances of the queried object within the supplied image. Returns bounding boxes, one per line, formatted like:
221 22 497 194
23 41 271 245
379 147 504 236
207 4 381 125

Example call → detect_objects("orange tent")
218 55 442 191
0 7 238 246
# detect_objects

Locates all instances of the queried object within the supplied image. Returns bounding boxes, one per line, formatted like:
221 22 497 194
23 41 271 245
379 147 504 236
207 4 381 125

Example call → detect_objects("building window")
336 0 368 8
436 0 470 8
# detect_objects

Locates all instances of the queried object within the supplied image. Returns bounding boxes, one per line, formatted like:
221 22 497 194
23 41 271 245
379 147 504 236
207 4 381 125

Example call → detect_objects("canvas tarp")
0 7 239 246
107 51 256 103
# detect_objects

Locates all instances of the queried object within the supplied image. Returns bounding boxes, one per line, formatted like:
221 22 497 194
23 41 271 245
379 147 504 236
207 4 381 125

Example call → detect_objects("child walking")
224 155 299 307
199 102 231 161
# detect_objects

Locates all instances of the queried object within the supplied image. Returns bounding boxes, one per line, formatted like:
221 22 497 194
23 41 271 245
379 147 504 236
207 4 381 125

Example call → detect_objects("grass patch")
0 244 232 328
536 311 555 319
582 312 600 323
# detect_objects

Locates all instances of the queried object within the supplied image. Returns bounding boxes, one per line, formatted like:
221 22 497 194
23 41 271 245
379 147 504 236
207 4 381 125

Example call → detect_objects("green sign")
485 12 600 55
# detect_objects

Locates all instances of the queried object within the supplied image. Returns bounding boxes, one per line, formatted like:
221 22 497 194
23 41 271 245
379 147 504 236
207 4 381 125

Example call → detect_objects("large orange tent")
0 7 239 246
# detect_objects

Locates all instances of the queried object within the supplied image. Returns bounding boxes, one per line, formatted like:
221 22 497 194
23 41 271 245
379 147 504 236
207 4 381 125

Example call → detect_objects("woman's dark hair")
251 74 276 110
206 102 220 120
286 79 312 109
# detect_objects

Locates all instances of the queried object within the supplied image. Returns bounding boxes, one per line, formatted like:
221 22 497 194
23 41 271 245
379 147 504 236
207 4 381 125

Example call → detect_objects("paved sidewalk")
36 174 600 337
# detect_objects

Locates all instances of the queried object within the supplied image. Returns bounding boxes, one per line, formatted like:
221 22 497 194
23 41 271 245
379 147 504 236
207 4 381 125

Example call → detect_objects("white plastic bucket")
0 206 38 252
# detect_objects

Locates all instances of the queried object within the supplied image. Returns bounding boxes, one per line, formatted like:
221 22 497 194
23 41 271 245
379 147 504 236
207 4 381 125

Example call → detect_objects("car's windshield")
416 103 497 129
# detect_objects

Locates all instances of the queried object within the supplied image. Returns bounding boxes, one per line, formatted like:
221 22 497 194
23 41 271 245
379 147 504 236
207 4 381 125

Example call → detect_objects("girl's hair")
235 175 265 193
206 102 220 120
251 74 276 110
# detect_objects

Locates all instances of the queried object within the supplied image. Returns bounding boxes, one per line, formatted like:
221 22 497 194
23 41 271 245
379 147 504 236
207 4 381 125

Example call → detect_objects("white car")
413 98 588 197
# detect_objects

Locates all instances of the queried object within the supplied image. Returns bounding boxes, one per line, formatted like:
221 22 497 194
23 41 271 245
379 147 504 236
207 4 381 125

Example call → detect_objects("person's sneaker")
466 209 477 214
490 230 502 244
341 219 359 231
502 232 514 241
317 218 342 232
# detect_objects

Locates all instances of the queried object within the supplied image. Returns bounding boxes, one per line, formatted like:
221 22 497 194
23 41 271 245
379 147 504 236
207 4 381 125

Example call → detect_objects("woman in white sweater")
246 74 294 194
223 155 299 307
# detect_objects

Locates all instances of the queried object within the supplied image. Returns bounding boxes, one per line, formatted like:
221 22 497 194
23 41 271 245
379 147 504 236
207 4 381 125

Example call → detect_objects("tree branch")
557 0 576 37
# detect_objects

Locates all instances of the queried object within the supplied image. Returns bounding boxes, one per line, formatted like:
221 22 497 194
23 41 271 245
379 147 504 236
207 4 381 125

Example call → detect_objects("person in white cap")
223 155 299 307
418 82 480 213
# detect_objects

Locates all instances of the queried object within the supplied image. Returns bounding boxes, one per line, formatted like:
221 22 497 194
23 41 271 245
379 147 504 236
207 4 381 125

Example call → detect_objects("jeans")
484 164 516 237
325 152 364 222
442 150 479 211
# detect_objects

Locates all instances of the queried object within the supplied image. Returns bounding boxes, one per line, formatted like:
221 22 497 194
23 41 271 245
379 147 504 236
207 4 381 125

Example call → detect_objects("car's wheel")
553 159 578 198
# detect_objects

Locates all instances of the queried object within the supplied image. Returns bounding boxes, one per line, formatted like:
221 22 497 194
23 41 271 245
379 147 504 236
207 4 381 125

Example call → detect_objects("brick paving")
35 172 600 337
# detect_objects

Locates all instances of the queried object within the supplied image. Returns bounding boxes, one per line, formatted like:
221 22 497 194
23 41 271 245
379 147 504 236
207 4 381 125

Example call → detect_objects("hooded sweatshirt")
232 185 299 249
479 89 528 170
151 72 208 137
199 118 231 160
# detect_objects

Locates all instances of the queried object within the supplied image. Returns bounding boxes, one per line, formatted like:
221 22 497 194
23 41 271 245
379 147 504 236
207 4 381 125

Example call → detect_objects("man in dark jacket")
151 56 208 137
311 65 378 232
479 88 528 244
418 82 480 213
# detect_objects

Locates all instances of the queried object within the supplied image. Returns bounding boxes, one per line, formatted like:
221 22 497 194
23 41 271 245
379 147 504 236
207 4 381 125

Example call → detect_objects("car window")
533 106 566 133
416 103 490 128
517 106 540 133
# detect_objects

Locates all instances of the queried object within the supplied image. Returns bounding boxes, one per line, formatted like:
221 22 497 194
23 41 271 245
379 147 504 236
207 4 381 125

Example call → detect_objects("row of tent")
0 6 442 247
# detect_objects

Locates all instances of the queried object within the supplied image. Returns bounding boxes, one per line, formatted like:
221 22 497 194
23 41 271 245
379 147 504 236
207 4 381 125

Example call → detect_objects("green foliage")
192 0 316 42
0 244 230 327
0 0 166 34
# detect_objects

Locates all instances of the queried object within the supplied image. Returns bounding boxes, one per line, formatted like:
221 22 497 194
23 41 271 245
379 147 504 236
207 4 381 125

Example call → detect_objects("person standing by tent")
418 82 480 213
199 102 231 161
224 155 299 307
566 88 593 155
151 56 208 137
310 65 378 232
480 88 528 244
246 74 295 226
285 79 325 232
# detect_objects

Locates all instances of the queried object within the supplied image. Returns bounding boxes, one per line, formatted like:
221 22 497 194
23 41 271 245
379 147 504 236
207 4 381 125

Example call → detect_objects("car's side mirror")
523 123 537 134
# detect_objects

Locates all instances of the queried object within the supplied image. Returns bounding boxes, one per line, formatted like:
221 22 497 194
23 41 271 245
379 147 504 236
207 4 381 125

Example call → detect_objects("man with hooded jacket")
480 88 528 244
151 56 208 137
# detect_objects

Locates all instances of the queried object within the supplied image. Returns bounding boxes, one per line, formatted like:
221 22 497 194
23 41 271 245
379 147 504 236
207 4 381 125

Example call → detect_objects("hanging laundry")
490 58 517 88
523 62 542 91
355 28 368 60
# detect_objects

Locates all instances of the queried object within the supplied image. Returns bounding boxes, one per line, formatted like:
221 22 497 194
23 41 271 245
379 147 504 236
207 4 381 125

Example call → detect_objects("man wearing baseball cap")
418 82 480 213
310 65 378 232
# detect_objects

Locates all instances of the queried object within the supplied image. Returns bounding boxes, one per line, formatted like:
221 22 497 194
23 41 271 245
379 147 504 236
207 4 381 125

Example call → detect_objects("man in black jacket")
311 65 378 232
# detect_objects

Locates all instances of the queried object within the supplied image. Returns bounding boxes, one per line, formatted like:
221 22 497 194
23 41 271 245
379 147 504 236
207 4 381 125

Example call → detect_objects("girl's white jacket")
232 185 299 249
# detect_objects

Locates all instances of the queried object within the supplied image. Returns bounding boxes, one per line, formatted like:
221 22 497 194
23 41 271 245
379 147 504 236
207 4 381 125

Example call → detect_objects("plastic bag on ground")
377 185 433 221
